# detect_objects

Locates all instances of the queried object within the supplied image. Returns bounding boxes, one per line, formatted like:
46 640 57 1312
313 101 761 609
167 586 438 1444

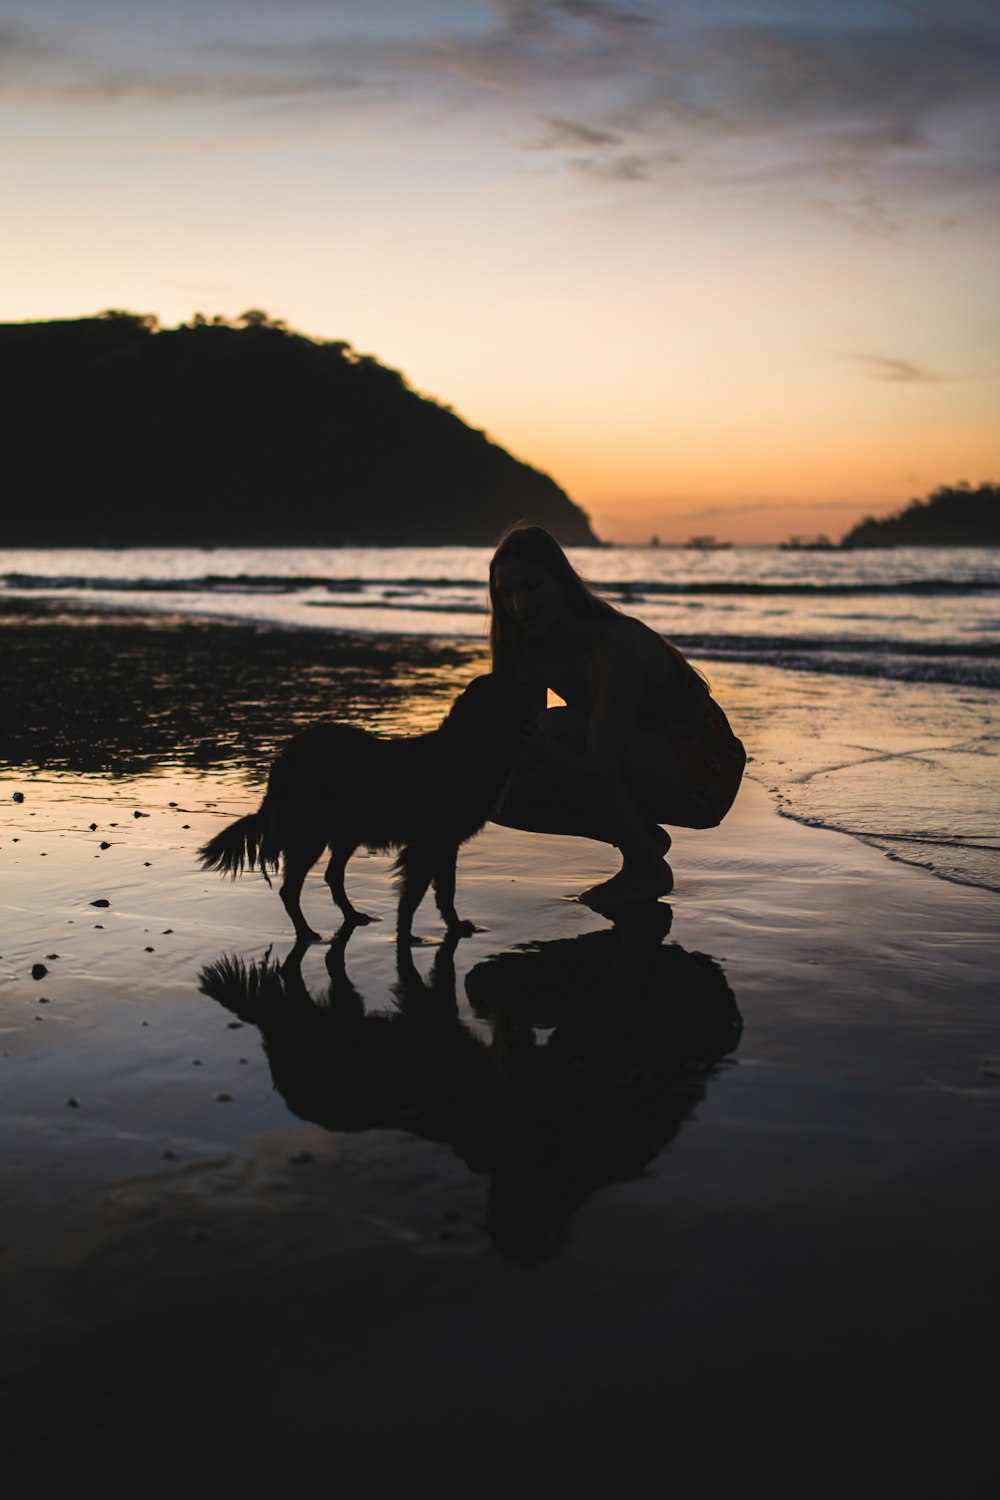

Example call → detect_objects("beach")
2 599 998 1496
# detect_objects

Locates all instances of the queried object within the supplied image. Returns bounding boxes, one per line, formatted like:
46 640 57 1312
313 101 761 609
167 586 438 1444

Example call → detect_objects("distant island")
0 311 598 547
841 483 999 548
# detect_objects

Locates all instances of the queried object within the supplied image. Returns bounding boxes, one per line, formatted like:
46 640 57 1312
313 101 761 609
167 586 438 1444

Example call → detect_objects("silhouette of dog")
199 673 530 943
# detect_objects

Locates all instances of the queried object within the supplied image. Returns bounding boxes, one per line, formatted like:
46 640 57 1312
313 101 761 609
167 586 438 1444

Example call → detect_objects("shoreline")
3 598 997 895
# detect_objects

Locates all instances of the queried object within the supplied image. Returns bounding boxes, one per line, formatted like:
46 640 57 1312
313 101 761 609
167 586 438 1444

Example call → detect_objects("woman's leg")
493 710 694 903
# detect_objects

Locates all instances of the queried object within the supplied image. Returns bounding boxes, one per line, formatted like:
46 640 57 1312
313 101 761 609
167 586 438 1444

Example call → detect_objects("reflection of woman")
489 525 745 905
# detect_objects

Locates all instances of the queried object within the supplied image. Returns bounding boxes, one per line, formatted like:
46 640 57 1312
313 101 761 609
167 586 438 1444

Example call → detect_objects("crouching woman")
488 525 745 905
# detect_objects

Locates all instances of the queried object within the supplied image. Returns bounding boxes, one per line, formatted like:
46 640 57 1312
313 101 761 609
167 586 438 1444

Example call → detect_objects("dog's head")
443 673 537 739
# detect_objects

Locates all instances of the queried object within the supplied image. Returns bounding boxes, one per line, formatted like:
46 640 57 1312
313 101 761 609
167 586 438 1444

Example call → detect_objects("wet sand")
1 611 998 1496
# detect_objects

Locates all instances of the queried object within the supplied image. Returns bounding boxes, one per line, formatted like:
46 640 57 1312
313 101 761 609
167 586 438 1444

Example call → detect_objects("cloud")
489 1 658 35
669 499 866 522
848 353 944 383
2 1 999 216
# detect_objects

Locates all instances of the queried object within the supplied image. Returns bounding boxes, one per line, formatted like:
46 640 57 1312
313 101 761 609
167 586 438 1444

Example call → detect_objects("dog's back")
268 675 526 853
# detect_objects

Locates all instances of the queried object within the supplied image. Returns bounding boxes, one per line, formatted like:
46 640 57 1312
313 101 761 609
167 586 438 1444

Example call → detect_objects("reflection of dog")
197 915 742 1263
199 674 529 943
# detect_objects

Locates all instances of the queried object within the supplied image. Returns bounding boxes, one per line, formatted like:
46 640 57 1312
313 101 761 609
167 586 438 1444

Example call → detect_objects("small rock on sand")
90 898 110 908
31 964 48 980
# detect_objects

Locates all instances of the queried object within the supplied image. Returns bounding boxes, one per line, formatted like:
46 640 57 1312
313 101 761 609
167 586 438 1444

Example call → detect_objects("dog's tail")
198 808 279 885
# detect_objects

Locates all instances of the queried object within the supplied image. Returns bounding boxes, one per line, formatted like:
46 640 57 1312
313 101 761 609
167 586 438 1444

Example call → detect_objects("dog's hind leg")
432 846 477 939
323 840 379 927
279 839 327 943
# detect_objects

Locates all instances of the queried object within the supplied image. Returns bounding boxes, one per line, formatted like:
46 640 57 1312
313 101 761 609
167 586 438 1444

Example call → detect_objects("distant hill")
0 311 598 547
842 483 1000 548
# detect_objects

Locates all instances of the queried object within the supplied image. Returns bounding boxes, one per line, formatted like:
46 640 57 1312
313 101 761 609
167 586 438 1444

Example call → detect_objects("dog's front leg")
394 845 435 945
432 845 478 939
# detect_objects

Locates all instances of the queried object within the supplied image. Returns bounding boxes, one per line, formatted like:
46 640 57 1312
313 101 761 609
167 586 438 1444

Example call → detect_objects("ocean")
3 544 998 893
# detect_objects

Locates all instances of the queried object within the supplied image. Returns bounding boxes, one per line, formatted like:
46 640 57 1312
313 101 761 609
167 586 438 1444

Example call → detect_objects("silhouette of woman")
488 525 745 904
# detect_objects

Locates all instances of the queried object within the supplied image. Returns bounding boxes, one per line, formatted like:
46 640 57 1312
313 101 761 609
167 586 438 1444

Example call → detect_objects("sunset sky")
2 0 998 542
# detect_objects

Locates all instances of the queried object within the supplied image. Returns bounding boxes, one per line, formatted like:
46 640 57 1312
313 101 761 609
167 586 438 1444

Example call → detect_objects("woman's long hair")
488 525 618 675
487 524 708 691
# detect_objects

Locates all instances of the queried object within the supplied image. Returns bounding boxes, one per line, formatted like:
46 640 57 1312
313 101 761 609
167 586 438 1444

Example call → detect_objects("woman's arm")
583 621 653 769
520 621 653 782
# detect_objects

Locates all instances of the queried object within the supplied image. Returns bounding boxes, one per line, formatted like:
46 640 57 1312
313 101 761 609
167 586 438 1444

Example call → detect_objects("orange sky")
2 0 998 543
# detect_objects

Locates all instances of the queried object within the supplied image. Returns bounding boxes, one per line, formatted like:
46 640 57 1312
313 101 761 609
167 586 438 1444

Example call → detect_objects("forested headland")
0 311 598 547
841 483 999 547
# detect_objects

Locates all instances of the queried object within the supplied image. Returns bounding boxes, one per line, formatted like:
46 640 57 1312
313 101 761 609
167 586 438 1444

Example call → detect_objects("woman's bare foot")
579 861 674 907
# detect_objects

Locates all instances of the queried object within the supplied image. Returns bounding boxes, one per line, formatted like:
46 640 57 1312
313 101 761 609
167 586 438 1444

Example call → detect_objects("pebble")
99 841 111 850
12 792 24 803
66 1097 80 1108
90 899 110 908
89 823 98 831
46 953 59 960
162 1148 178 1160
215 1092 233 1102
288 1151 315 1166
133 811 148 819
162 929 174 934
144 946 154 953
38 997 50 1005
31 963 48 980
227 1022 243 1030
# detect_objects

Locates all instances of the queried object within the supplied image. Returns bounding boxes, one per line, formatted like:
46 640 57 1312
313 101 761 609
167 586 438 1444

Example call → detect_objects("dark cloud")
849 353 944 383
570 150 652 180
534 113 623 147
